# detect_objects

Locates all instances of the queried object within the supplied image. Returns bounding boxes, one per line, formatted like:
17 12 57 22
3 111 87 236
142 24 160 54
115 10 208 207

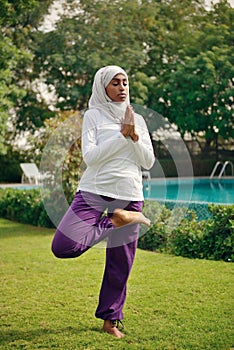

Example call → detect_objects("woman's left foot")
102 320 125 338
110 209 151 228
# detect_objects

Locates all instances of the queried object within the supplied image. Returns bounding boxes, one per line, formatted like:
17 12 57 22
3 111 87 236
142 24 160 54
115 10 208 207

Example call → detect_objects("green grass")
0 218 233 350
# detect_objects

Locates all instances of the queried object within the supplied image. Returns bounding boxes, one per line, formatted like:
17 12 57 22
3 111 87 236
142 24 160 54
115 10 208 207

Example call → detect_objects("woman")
52 65 155 338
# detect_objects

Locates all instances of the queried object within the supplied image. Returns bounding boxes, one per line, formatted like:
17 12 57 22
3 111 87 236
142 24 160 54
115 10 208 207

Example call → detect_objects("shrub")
139 201 172 252
168 211 205 259
141 201 234 262
0 191 233 262
201 205 234 262
0 188 54 228
28 111 83 203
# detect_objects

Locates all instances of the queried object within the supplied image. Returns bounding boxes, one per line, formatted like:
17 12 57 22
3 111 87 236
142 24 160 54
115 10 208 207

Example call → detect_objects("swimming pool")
143 178 234 205
0 184 40 190
143 177 234 220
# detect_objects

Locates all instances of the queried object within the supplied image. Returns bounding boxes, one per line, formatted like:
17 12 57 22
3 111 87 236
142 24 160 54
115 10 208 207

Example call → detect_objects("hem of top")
77 187 144 202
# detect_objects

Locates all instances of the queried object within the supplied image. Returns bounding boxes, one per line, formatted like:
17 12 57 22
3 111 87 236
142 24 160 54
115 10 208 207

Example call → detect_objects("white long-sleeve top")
77 109 155 201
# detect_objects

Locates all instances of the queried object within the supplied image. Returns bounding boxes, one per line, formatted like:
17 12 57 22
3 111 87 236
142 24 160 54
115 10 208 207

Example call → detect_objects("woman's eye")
112 82 127 86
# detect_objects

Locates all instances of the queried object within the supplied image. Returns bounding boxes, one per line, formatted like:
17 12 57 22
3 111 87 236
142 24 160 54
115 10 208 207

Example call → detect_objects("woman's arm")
82 110 128 167
132 115 155 170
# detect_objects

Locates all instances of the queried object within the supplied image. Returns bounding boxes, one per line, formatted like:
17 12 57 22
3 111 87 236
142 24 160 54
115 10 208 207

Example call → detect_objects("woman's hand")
121 105 139 142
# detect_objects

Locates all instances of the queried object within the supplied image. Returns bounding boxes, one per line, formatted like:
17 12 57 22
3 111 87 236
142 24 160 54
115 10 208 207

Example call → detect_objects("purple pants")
51 190 143 321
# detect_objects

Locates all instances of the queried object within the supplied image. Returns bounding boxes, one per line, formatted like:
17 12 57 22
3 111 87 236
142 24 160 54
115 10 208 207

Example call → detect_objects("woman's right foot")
110 209 151 228
102 320 125 338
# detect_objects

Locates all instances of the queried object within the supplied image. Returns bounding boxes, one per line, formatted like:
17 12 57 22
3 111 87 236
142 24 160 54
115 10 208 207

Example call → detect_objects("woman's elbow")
143 156 155 170
83 155 96 167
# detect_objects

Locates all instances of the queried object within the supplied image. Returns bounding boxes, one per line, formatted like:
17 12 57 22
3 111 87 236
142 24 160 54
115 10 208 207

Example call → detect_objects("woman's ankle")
110 209 151 228
102 319 125 338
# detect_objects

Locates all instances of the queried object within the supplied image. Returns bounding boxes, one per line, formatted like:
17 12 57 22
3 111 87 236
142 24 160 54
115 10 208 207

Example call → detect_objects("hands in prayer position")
121 105 139 142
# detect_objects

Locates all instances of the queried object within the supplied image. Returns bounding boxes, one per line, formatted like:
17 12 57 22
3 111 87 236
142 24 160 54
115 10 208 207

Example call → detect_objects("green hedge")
0 188 233 261
139 201 234 262
0 188 54 228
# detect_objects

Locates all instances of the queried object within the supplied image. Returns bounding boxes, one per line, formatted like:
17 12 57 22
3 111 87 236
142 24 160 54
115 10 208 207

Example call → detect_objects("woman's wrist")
121 130 127 137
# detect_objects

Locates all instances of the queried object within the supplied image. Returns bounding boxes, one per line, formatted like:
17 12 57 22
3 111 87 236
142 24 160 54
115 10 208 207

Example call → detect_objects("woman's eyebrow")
111 78 127 82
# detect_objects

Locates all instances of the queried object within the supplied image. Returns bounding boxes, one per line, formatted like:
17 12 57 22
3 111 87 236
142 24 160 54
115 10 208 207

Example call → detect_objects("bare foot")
102 320 125 338
110 209 151 228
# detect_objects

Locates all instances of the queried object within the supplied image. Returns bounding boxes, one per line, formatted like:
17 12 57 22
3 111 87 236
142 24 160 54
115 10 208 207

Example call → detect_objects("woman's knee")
51 237 66 258
51 229 73 258
51 230 88 258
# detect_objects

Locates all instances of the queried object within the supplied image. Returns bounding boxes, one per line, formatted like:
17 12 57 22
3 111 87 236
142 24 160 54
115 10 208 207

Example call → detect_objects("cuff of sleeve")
131 136 143 148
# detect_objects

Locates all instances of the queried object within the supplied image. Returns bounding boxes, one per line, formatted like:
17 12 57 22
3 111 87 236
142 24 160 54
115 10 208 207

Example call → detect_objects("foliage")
167 205 234 262
139 201 171 251
149 0 234 150
29 110 83 203
0 35 29 154
0 0 54 154
140 201 234 262
0 188 53 228
155 47 234 149
1 190 232 262
29 0 233 153
168 211 207 259
0 0 53 27
33 0 155 111
16 92 56 133
201 204 234 261
0 0 233 156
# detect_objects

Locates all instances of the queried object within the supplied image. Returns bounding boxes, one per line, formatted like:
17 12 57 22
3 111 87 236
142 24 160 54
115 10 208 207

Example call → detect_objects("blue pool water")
143 178 234 205
0 184 40 190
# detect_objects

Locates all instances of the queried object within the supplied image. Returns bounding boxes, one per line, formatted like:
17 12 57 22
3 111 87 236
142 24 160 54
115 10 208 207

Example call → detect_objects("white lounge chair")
20 163 43 185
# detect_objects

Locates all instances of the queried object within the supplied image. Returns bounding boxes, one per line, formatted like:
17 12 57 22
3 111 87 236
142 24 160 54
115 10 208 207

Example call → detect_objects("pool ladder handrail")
218 161 234 179
210 160 234 179
142 170 151 191
210 161 223 178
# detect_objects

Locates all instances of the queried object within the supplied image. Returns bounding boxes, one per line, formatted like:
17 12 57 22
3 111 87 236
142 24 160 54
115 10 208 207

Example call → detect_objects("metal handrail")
210 161 223 179
142 171 151 181
218 161 234 179
142 171 151 191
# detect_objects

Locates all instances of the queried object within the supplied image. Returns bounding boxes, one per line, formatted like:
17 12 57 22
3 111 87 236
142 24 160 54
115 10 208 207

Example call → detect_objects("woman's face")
105 73 128 102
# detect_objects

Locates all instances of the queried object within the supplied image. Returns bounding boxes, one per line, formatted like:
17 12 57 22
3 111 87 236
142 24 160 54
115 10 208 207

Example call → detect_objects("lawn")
0 218 233 350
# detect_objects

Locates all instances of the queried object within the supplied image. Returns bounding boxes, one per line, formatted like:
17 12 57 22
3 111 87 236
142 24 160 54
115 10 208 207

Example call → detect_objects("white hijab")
88 65 130 123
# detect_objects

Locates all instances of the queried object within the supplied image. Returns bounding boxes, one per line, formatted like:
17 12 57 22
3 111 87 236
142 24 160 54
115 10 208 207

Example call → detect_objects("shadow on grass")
0 325 104 347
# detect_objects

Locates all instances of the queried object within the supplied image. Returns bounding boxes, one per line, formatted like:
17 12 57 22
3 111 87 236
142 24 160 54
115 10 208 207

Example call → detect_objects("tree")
160 48 234 151
0 0 54 154
147 0 234 152
33 0 156 111
34 0 233 152
1 0 233 157
0 35 29 154
29 110 83 202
